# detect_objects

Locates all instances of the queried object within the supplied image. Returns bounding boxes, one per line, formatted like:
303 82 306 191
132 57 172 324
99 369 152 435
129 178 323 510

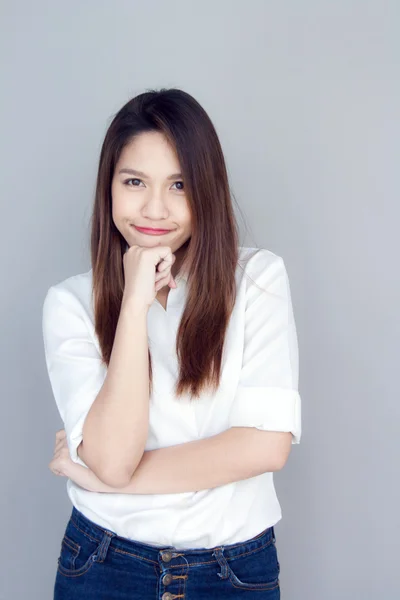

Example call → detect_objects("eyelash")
123 178 185 191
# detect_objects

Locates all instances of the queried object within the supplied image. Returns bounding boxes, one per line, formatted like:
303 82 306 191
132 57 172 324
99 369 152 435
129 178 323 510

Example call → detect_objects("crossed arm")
74 427 292 494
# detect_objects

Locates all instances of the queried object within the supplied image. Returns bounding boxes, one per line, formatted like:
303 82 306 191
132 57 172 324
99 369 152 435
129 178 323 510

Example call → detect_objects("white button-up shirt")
42 246 302 549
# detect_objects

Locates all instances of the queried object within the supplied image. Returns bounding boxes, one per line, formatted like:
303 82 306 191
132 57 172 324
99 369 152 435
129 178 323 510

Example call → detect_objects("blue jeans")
54 506 281 599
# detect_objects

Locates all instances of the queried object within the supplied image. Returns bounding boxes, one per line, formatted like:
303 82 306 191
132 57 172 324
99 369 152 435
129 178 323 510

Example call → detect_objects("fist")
48 428 70 477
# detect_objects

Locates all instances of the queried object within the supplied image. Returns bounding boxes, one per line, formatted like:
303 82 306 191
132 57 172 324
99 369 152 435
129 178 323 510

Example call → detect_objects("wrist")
121 296 149 317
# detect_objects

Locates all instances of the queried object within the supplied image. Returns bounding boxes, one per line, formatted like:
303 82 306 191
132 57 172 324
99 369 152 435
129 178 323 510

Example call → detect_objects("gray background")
1 1 399 598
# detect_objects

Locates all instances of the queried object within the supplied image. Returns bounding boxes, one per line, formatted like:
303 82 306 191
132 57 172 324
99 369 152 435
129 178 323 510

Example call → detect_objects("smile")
132 225 174 236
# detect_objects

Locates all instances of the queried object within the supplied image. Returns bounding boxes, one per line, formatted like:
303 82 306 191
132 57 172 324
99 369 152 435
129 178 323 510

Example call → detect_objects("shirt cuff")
65 411 91 467
228 386 302 444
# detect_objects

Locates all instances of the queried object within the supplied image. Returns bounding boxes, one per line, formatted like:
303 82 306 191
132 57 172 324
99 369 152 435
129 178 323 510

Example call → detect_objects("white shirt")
42 246 302 549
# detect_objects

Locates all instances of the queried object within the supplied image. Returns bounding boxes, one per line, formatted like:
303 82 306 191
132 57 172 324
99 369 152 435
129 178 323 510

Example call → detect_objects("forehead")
119 131 178 165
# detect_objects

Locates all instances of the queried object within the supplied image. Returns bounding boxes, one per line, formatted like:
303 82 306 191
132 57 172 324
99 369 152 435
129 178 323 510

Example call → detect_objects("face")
111 131 192 263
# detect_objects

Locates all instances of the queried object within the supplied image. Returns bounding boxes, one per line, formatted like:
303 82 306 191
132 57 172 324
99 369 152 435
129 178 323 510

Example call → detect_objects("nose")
142 191 169 219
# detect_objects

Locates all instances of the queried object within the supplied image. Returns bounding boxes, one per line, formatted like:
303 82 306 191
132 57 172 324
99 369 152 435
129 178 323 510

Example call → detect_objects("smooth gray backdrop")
1 1 399 598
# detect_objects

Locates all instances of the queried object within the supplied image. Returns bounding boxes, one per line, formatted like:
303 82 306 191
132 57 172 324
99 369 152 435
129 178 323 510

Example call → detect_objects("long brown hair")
90 87 252 400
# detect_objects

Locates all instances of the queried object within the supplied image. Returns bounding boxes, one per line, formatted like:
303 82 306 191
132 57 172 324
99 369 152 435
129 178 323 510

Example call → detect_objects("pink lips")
133 225 172 236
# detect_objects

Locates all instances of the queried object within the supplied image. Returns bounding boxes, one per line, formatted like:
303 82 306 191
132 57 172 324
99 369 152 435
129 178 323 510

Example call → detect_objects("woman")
42 87 302 599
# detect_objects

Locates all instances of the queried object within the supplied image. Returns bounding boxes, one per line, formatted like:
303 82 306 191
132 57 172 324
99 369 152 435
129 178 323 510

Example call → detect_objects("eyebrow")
118 168 183 180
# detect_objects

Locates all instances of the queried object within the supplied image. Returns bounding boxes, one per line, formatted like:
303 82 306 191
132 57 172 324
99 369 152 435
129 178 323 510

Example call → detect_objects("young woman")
42 87 302 599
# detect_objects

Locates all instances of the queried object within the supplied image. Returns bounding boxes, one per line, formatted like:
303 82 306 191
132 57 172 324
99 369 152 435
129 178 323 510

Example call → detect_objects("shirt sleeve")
228 252 302 444
42 285 107 466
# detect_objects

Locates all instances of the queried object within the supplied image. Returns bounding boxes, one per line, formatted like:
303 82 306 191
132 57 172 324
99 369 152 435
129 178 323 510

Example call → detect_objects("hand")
48 428 72 478
155 253 177 292
122 245 177 309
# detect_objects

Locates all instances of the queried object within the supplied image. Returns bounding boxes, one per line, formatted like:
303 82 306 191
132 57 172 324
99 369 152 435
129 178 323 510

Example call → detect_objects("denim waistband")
69 506 276 566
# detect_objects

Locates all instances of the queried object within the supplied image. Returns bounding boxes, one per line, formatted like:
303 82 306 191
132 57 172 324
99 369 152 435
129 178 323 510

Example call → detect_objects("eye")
123 178 184 191
124 178 143 187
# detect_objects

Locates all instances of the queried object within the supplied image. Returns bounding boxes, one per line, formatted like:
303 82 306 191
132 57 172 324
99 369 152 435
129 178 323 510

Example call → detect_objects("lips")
132 225 173 235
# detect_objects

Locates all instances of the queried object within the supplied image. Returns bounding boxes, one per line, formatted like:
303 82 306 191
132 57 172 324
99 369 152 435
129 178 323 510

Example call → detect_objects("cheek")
183 211 192 232
177 202 191 224
112 191 133 220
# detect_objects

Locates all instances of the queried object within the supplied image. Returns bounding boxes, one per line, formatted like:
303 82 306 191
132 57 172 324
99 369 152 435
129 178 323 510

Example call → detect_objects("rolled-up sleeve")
228 252 302 444
42 285 107 465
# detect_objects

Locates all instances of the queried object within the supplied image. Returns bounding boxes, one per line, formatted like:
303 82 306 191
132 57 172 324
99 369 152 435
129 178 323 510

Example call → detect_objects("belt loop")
271 526 276 542
96 530 116 563
212 547 229 580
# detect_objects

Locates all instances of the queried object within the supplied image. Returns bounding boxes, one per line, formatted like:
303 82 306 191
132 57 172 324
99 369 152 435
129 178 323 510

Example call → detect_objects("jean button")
161 551 173 563
162 593 174 600
162 573 173 585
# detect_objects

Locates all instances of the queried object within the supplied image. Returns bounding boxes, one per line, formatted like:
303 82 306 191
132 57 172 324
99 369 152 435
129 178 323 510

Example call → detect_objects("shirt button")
162 593 174 600
161 551 173 562
162 573 173 585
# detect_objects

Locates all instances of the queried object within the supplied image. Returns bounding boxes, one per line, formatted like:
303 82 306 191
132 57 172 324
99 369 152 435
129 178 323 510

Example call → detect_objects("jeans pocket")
57 519 103 577
214 538 280 592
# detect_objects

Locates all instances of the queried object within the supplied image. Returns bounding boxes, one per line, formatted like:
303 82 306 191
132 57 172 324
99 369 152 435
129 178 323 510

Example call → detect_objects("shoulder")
238 245 283 270
237 246 286 293
42 268 93 322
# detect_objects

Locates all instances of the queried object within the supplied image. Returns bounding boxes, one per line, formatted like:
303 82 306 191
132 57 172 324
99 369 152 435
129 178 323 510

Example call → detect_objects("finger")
155 269 173 286
156 257 169 271
156 259 168 272
155 269 172 283
55 439 66 453
53 444 67 458
55 434 66 447
155 275 171 292
162 254 176 269
156 253 175 272
155 281 165 292
56 435 68 447
156 261 173 278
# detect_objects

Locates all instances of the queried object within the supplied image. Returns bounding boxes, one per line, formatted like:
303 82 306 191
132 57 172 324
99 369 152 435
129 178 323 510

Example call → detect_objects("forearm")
80 299 150 487
90 427 280 495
